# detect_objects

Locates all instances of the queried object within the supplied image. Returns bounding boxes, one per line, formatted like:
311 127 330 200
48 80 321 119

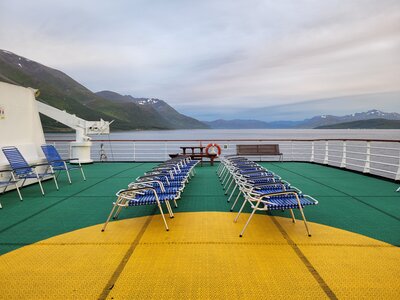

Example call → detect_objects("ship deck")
0 162 399 299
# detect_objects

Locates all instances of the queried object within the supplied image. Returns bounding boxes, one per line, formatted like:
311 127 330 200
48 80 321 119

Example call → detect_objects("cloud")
0 0 399 117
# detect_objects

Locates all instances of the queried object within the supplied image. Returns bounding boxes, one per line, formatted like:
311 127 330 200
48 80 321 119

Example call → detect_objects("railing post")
164 142 168 161
363 141 371 173
291 141 294 161
323 140 329 164
340 141 347 168
310 141 314 162
133 142 136 162
395 143 400 180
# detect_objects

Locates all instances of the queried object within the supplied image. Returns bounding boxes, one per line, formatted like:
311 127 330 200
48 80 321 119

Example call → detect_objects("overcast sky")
0 0 399 119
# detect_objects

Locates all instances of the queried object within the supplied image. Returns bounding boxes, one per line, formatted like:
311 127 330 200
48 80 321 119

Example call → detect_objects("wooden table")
180 146 217 166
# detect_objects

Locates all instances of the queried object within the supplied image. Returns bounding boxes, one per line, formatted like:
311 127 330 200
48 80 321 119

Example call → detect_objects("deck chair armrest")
251 181 280 187
129 180 166 192
152 166 174 171
117 187 162 202
289 186 303 194
47 159 66 163
243 172 271 178
158 163 178 167
253 182 286 189
8 164 48 171
238 169 266 175
247 174 276 180
0 169 13 173
145 171 164 176
136 174 170 184
259 191 299 199
50 158 79 163
116 186 156 196
137 174 160 180
30 162 54 168
137 174 166 180
304 194 319 204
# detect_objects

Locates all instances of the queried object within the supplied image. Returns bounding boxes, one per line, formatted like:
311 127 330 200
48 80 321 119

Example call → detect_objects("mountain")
315 119 400 129
299 110 400 128
205 110 400 129
0 49 207 131
213 92 400 122
95 91 206 129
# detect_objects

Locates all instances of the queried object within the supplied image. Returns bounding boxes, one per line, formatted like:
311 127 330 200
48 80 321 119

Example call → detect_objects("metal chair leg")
227 184 237 203
294 195 311 236
38 179 45 195
157 203 169 231
234 197 248 222
230 191 242 211
15 183 22 201
102 202 119 232
53 175 59 190
289 209 296 223
80 164 86 181
165 201 174 218
239 201 261 237
64 162 72 184
225 178 234 195
113 205 123 219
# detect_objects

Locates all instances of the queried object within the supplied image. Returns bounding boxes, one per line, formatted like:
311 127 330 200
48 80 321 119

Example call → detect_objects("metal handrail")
46 138 400 181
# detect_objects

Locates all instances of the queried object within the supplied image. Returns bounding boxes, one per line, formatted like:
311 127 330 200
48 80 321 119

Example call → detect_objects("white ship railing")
46 138 400 181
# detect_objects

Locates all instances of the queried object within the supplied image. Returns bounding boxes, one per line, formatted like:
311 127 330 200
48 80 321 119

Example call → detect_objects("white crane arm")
36 100 112 142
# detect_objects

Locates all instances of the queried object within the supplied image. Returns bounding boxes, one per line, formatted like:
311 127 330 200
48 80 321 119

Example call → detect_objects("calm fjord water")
46 129 400 140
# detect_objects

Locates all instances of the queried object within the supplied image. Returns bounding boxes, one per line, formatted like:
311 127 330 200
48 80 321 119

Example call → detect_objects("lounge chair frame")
0 169 22 208
2 146 59 196
41 144 86 184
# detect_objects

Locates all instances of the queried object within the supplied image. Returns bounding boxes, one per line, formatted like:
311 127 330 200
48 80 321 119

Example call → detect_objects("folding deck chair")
0 169 22 208
101 183 175 232
219 155 318 237
234 190 318 237
2 146 59 196
102 156 199 232
41 144 86 184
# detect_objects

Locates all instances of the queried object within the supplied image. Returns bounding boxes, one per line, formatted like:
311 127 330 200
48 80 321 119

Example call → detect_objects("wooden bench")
236 144 283 161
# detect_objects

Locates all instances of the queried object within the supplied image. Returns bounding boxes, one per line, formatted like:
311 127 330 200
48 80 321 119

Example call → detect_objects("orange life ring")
205 143 221 156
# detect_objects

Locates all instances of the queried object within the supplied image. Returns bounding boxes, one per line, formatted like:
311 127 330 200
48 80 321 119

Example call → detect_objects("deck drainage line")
99 209 156 300
0 163 145 235
270 163 400 222
270 216 338 300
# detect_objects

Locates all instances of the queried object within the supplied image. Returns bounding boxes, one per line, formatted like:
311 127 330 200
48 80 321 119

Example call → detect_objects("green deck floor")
0 162 399 255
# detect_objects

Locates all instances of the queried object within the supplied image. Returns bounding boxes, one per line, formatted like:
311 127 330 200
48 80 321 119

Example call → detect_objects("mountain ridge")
205 109 400 129
95 90 207 129
0 49 207 131
316 118 400 129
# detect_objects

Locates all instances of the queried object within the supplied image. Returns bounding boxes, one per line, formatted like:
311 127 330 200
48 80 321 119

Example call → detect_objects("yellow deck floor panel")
0 212 399 299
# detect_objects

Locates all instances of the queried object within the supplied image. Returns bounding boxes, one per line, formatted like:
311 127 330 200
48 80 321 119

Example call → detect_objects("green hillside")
95 91 207 129
0 49 207 131
315 118 400 129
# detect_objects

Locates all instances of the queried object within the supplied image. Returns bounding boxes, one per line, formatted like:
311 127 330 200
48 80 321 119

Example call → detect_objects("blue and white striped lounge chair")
234 190 318 237
41 144 86 184
219 155 318 236
0 169 22 208
101 182 176 232
2 146 59 196
102 156 198 232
